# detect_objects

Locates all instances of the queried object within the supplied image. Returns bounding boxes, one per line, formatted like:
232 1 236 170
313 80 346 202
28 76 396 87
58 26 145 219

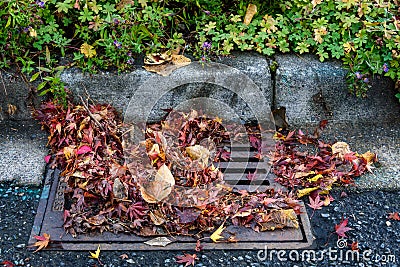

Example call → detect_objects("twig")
79 94 105 131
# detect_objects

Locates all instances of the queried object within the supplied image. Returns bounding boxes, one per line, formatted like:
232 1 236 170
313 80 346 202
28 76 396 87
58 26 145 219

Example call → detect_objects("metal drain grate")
29 149 314 251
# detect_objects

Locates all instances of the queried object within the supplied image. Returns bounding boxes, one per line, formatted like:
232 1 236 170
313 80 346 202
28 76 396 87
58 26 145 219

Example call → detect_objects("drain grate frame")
29 166 314 251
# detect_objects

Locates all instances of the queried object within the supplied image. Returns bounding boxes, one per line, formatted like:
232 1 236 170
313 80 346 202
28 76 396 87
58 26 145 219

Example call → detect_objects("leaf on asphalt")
119 254 129 260
1 261 14 267
243 4 257 25
80 43 96 58
335 218 353 238
144 237 173 247
350 241 359 251
176 253 198 267
388 212 400 221
210 223 225 242
30 233 50 252
308 194 324 210
89 245 101 259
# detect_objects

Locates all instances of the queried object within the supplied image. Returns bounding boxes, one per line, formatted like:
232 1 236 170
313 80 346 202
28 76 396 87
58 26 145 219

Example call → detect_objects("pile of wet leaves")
33 99 377 245
34 101 301 241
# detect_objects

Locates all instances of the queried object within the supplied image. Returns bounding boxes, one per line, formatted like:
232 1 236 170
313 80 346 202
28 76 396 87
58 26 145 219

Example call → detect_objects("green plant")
0 0 399 104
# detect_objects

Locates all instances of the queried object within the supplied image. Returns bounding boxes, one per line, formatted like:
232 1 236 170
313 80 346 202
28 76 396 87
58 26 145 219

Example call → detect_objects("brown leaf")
260 209 299 231
331 142 350 159
140 164 175 203
243 4 257 25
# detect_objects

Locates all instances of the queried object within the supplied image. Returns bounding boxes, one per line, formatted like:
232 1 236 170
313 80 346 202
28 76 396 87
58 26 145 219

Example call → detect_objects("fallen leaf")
308 194 324 210
260 209 299 231
112 178 128 200
140 164 175 203
149 210 166 225
44 155 51 163
1 260 15 267
144 237 173 247
7 104 17 115
350 241 359 251
186 145 210 168
80 43 96 58
246 170 257 181
89 245 101 259
388 212 400 221
120 254 129 260
331 142 350 160
76 145 92 155
210 223 225 242
176 253 198 267
335 218 353 238
307 174 323 183
243 4 257 25
195 240 203 252
297 187 319 198
30 233 50 252
176 208 201 224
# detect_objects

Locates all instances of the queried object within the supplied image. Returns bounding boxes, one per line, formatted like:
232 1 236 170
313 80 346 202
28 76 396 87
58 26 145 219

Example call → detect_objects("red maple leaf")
176 253 198 266
335 218 353 238
388 212 400 221
308 194 324 210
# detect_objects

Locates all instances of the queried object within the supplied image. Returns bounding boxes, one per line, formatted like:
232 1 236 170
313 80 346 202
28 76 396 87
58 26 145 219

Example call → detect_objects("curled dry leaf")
144 53 191 76
331 142 350 159
140 164 175 203
243 4 257 25
185 144 210 168
113 178 128 200
260 209 299 231
144 237 173 247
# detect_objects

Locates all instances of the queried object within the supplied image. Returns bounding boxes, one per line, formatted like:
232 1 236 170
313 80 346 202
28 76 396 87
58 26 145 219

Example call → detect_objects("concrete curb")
0 52 399 188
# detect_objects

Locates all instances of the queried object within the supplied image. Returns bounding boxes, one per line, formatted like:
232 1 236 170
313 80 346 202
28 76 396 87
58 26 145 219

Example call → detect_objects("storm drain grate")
29 146 314 251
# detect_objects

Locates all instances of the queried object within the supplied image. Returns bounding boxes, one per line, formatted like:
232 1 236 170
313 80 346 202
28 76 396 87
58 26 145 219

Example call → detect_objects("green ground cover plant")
1 0 399 103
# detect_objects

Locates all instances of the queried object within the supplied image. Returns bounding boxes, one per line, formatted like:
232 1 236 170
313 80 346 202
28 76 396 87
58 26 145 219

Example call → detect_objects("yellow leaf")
312 0 322 8
63 146 75 159
343 42 355 53
210 223 225 242
29 28 37 38
297 187 319 198
243 4 257 25
307 174 323 183
89 245 101 259
80 43 97 58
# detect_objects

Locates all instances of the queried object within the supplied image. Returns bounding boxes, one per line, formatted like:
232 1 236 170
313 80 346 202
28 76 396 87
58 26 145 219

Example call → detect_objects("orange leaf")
30 233 50 252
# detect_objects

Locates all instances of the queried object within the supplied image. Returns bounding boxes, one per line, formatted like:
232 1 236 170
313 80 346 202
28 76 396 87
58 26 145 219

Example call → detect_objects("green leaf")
37 81 47 91
29 72 40 82
56 0 73 13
